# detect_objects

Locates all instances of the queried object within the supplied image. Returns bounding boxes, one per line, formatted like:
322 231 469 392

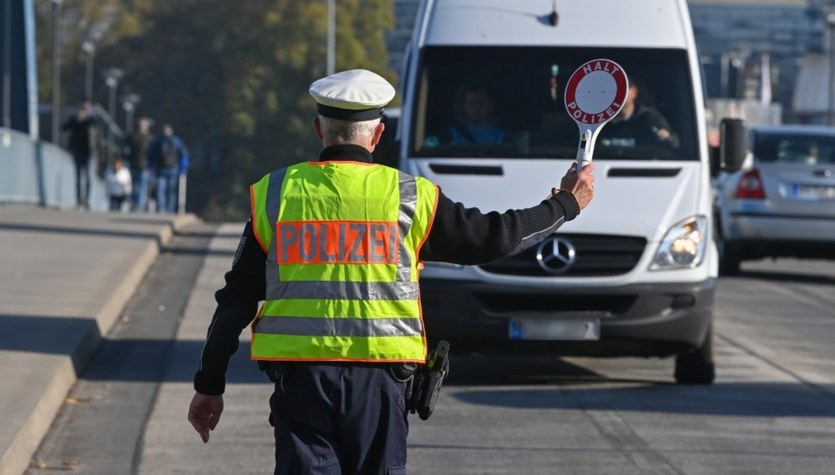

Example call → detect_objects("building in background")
689 0 834 124
385 0 421 90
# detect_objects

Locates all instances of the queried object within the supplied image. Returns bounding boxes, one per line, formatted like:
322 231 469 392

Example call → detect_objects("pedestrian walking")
61 99 98 209
124 117 154 212
148 123 189 213
105 156 132 212
188 69 595 474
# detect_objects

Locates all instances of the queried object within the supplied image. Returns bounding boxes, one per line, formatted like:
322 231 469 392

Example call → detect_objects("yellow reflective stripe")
262 298 420 319
253 315 422 337
251 333 426 361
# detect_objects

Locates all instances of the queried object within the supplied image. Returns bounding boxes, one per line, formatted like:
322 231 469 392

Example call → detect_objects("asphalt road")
407 258 835 474
27 225 835 475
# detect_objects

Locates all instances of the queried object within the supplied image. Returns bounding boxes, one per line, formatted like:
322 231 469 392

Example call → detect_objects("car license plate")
791 184 835 200
508 318 600 341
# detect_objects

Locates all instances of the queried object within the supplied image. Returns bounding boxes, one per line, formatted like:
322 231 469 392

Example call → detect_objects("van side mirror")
718 118 746 173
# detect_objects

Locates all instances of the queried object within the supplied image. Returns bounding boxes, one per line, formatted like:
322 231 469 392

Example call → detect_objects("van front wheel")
674 323 715 385
717 233 741 276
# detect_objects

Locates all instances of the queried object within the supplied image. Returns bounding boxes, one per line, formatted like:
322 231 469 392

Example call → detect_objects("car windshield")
410 46 698 161
753 132 835 166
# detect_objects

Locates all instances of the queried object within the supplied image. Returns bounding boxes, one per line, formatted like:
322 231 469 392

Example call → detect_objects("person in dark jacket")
600 77 679 149
123 117 154 212
187 69 595 474
61 99 98 209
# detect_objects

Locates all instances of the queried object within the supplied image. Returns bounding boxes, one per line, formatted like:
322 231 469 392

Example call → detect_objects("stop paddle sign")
564 58 628 169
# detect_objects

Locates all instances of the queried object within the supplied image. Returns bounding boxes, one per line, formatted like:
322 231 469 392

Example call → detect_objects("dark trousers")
268 363 409 475
109 195 126 211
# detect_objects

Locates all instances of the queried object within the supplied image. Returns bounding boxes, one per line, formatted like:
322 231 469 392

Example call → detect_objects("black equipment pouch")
389 362 419 382
406 340 451 420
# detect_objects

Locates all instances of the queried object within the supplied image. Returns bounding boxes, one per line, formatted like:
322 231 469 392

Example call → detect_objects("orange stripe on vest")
276 221 399 264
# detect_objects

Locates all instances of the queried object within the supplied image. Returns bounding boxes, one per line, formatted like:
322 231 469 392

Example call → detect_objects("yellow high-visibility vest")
249 160 439 363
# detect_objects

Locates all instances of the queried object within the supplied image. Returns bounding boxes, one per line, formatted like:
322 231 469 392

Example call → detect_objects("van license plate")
508 319 600 341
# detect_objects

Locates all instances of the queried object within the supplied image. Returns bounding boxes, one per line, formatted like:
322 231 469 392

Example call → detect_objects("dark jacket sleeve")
646 108 680 148
193 220 266 395
419 189 579 265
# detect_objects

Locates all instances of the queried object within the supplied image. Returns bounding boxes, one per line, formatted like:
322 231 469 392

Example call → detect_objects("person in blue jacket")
148 123 189 213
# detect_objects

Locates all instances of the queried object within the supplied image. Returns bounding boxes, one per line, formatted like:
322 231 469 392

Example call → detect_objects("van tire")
717 234 741 276
674 323 715 385
719 249 741 276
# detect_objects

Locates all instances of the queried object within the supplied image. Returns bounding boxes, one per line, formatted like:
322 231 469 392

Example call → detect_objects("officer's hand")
188 392 224 443
559 162 595 211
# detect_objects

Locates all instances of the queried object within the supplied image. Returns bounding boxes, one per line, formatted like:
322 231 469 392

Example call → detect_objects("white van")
396 0 745 384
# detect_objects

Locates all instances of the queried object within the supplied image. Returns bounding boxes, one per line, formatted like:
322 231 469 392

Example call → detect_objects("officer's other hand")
188 392 224 443
559 162 595 211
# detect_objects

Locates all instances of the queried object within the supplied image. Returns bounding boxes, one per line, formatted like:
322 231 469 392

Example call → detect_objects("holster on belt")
404 340 451 421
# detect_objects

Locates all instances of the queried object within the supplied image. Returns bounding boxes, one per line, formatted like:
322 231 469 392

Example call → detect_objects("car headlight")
650 216 708 270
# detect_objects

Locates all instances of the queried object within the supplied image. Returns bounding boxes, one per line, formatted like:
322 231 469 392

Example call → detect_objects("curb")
0 213 200 475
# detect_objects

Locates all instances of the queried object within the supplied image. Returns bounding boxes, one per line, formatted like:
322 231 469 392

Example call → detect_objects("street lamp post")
827 11 835 126
102 67 123 122
101 67 123 164
51 0 63 144
82 39 95 99
121 93 140 133
3 0 11 130
327 0 335 75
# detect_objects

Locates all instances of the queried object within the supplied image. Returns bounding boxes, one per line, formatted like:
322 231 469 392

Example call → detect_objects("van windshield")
410 46 698 161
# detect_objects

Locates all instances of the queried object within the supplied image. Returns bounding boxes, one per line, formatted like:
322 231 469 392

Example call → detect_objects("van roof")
421 0 691 49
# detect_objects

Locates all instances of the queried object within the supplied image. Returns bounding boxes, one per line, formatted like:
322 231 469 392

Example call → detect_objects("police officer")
188 69 595 474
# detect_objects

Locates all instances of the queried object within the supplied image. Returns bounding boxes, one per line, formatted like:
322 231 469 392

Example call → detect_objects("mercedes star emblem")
536 236 577 274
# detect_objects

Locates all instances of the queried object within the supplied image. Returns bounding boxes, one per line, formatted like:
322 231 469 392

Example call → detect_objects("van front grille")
478 234 647 277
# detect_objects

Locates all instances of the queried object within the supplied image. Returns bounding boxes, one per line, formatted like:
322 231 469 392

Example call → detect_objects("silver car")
714 125 835 274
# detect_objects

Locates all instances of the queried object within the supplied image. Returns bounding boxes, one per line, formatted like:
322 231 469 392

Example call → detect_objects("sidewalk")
0 206 199 475
135 222 277 474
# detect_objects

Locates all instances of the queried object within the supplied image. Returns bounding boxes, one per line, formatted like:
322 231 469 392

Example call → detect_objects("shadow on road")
451 383 835 417
740 269 835 286
446 355 835 417
5 318 832 418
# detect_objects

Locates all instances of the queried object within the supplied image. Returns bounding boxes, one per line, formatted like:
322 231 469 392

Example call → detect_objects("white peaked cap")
309 69 395 120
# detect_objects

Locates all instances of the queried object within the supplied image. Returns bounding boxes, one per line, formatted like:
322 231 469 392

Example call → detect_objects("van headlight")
650 216 708 270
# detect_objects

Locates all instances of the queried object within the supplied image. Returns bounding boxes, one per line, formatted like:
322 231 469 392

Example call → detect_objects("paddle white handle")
575 129 596 170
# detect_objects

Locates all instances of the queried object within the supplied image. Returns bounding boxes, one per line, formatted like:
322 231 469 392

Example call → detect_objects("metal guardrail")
0 127 107 210
92 103 124 166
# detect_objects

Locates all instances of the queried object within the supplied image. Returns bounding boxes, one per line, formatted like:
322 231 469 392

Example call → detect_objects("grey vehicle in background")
714 125 835 275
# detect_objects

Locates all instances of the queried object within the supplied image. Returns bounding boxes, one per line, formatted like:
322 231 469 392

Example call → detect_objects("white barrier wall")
0 127 107 210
